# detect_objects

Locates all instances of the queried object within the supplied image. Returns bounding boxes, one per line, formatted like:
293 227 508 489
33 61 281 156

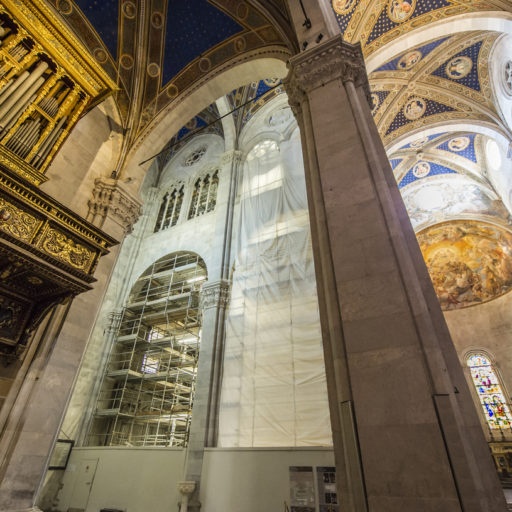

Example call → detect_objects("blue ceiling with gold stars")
385 99 455 136
399 160 457 189
375 37 450 72
432 41 483 91
74 0 119 58
162 1 244 85
365 0 451 45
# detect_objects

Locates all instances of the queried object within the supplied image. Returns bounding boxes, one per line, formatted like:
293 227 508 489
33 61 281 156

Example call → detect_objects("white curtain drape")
218 133 332 447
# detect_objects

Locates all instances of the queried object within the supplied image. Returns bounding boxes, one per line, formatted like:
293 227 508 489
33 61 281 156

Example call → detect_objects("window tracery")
154 185 184 232
188 170 219 219
467 353 512 430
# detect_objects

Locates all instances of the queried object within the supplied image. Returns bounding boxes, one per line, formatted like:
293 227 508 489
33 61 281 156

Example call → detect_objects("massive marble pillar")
284 33 507 511
0 178 140 511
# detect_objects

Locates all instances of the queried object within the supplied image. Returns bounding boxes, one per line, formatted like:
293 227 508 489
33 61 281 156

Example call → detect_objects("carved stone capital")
88 178 142 234
177 481 196 496
200 279 230 310
221 150 243 166
284 35 371 109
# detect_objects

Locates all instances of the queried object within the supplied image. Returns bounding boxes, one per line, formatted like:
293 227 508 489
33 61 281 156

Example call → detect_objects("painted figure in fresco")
446 56 472 79
412 161 430 178
448 136 470 152
404 97 425 120
388 0 414 22
332 0 356 15
398 50 421 70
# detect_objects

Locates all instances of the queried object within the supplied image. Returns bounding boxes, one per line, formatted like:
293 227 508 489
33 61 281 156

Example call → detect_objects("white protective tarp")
218 135 332 447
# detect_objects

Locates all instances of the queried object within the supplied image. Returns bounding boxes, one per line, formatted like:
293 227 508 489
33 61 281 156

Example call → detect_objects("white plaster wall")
41 97 123 218
54 446 334 512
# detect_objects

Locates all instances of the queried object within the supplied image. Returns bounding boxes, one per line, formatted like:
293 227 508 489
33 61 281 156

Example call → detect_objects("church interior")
0 0 511 511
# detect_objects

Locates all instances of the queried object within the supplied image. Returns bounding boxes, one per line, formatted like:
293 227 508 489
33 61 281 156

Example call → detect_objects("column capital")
284 35 371 109
88 177 142 234
221 149 243 165
200 279 230 310
177 481 196 496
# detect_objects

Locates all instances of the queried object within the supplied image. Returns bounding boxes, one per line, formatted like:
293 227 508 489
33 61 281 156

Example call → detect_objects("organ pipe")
0 10 92 179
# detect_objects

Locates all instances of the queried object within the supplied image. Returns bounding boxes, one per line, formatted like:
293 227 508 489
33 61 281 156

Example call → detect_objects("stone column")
284 34 507 512
0 178 141 512
180 149 240 510
183 279 230 511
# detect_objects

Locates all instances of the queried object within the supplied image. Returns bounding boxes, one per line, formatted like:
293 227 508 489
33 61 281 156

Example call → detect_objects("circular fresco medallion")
446 56 472 79
119 54 134 69
186 117 198 130
332 0 356 15
397 50 422 70
147 63 160 77
167 84 179 98
409 136 429 148
151 12 163 29
93 48 108 64
413 161 431 178
234 36 246 53
388 0 416 23
448 136 470 152
123 1 136 19
403 96 426 120
264 77 281 87
198 57 211 73
371 93 380 114
417 221 512 310
56 0 72 15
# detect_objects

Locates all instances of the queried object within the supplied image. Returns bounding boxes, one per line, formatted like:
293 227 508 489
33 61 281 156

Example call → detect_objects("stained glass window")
467 354 512 429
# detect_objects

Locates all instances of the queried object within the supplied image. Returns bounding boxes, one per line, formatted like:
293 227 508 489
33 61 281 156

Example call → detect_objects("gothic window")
467 353 512 429
188 170 219 219
154 186 184 232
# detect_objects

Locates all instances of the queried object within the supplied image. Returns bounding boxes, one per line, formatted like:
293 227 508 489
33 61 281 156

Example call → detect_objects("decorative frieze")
200 279 230 310
88 177 142 234
284 35 372 112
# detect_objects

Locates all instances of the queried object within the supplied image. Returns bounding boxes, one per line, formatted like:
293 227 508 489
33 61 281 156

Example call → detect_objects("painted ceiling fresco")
369 31 500 145
330 0 506 56
418 221 512 310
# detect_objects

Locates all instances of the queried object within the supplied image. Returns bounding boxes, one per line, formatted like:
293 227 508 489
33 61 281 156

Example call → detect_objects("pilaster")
284 33 507 512
183 279 231 512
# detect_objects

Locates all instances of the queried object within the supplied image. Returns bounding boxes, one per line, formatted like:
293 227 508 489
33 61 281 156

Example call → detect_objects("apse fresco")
417 221 512 310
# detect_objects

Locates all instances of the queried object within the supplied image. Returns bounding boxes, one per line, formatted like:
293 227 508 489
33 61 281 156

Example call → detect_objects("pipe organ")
0 0 118 362
0 0 116 185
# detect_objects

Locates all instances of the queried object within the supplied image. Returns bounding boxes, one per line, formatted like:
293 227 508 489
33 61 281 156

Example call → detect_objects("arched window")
467 354 512 430
88 252 207 447
154 186 184 232
188 171 219 219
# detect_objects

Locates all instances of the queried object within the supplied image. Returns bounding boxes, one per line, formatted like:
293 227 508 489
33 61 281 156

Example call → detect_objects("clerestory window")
154 186 184 232
188 170 219 219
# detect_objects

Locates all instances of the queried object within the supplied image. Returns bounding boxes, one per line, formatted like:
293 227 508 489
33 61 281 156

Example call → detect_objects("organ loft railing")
0 0 116 185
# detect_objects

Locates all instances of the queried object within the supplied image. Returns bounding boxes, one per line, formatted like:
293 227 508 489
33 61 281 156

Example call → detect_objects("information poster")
316 466 339 512
289 466 315 512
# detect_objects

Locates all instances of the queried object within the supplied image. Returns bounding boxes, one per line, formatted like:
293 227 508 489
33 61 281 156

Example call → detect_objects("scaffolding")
87 252 207 447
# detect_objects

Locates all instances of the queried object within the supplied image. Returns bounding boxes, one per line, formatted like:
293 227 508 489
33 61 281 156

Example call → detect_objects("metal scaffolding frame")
87 252 207 447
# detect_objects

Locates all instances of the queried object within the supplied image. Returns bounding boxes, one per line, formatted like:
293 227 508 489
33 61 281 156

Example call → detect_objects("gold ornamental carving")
0 197 41 242
38 228 94 272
